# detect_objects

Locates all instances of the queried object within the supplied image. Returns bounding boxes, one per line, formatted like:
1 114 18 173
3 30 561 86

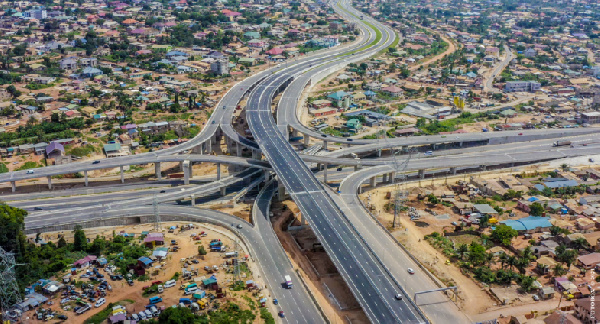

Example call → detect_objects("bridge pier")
382 173 388 183
459 141 463 147
236 143 242 157
377 149 382 157
11 181 16 193
183 160 191 185
278 183 286 201
292 129 299 138
370 176 376 187
191 194 195 206
216 163 221 181
389 172 395 184
47 176 52 190
450 167 457 175
418 169 425 179
323 140 328 150
206 139 212 154
221 187 227 196
155 162 161 180
402 145 408 152
120 166 125 184
323 163 328 184
84 171 88 186
304 136 310 146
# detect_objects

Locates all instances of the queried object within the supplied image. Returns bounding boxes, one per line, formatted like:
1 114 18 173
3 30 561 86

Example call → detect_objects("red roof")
266 48 284 55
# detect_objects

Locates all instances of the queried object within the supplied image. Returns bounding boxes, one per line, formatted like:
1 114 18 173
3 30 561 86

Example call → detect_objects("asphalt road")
484 45 514 92
246 0 428 322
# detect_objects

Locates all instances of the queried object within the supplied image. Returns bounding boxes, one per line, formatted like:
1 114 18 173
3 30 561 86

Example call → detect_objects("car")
584 143 588 146
211 120 215 124
223 106 226 109
236 224 242 229
160 190 166 193
424 151 433 156
533 294 539 301
191 259 199 264
278 311 285 318
34 207 43 210
57 315 68 320
131 314 139 321
127 279 134 286
590 158 595 163
337 167 343 171
518 133 523 135
92 160 101 164
138 311 147 320
321 134 327 137
273 299 278 305
395 294 403 300
347 138 353 142
407 268 415 274
26 170 35 174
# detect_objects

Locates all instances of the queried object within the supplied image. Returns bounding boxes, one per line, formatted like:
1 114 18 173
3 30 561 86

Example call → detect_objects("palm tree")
553 264 566 276
456 243 468 260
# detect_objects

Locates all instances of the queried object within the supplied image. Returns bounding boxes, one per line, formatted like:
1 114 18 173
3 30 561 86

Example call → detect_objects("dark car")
321 134 327 137
347 138 353 142
57 315 68 320
92 160 101 164
34 207 43 210
278 311 285 318
160 190 166 193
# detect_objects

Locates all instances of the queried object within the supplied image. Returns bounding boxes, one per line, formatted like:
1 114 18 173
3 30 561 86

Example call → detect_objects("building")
581 112 600 124
577 253 600 269
500 216 552 234
504 81 541 93
575 297 600 323
210 59 229 75
45 141 64 160
346 119 362 131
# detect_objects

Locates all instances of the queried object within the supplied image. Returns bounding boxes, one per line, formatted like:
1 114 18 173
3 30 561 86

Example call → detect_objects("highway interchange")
3 0 600 323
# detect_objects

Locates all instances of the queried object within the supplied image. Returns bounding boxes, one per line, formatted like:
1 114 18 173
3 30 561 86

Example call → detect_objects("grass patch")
0 163 8 173
67 144 97 157
260 308 275 324
16 161 40 171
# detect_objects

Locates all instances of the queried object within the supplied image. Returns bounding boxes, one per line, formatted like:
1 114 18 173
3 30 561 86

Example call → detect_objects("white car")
26 170 35 174
407 268 415 275
94 298 106 308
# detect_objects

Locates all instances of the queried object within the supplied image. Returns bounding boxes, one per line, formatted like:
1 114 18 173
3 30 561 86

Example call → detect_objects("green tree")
198 245 207 256
468 242 487 266
519 275 537 292
529 202 545 216
491 225 518 246
156 305 201 324
426 194 438 205
553 264 566 276
73 225 87 252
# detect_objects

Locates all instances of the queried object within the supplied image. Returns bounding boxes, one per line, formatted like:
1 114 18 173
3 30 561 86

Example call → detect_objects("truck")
224 252 238 258
284 275 293 289
553 141 572 147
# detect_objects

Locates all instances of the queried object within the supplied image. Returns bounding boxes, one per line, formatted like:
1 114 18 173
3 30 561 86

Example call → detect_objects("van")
284 275 293 289
179 298 192 305
149 296 162 304
157 285 164 293
164 280 176 288
131 314 139 321
150 306 159 317
144 309 153 318
138 311 146 320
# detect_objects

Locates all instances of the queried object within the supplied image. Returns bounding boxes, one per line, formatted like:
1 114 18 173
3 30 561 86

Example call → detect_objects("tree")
550 225 569 236
456 243 468 260
491 225 518 246
156 305 201 324
468 242 487 266
571 237 590 250
426 194 438 205
73 225 87 252
553 264 566 276
519 275 537 292
57 236 67 248
198 245 207 256
529 202 545 216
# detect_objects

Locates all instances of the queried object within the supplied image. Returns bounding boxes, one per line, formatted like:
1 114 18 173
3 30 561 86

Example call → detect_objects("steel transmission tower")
380 128 412 228
0 247 22 322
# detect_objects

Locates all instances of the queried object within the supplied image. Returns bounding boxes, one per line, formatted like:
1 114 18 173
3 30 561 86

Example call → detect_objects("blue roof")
364 90 376 96
327 90 349 100
543 179 579 188
527 197 539 202
500 216 552 231
138 256 153 265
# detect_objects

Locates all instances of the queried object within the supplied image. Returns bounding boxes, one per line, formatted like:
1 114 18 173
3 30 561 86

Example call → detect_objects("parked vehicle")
138 311 147 320
94 298 106 308
149 296 162 304
157 285 164 293
164 280 176 288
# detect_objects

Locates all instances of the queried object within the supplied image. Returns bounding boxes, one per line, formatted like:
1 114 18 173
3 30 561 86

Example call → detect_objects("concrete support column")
459 141 463 147
370 176 376 187
220 187 226 196
264 171 270 183
377 149 382 157
155 162 161 180
84 170 89 186
418 169 425 179
216 163 221 181
510 162 515 168
433 144 437 150
450 167 457 175
323 163 328 184
402 145 408 152
323 140 328 150
47 176 52 190
11 181 16 193
278 183 286 201
191 194 195 206
207 139 212 154
304 136 310 146
120 166 125 183
354 164 359 171
183 160 191 185
236 143 242 157
389 172 395 184
382 173 388 183
292 129 299 138
316 163 321 171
